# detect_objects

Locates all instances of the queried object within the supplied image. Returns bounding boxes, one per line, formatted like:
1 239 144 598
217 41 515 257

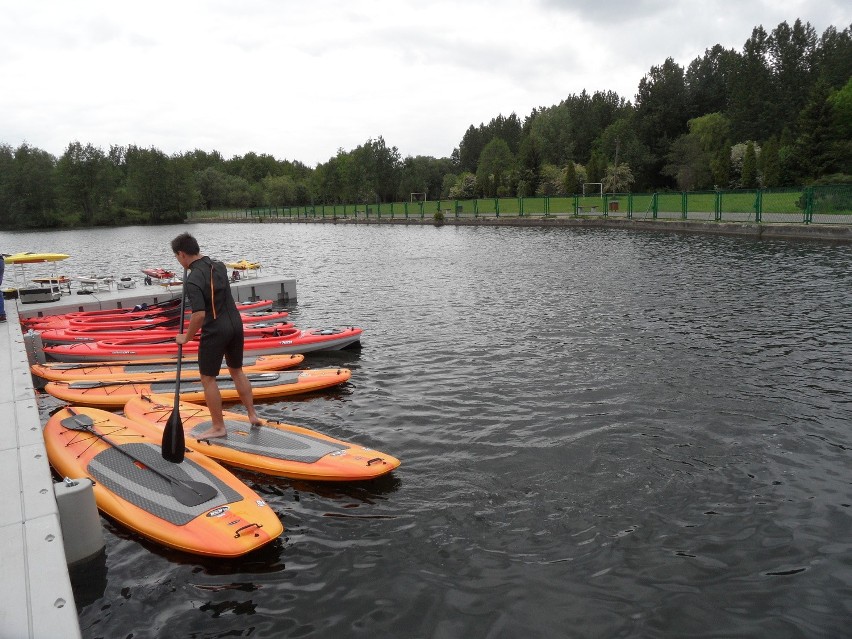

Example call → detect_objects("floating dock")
0 275 296 638
14 276 297 322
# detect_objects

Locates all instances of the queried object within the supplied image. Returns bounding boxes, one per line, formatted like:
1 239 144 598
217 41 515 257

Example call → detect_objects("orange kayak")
43 368 352 408
31 353 305 383
124 395 401 481
44 406 283 557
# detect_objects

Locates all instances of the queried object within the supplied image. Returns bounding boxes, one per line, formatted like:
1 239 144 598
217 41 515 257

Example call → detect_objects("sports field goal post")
582 183 603 197
410 192 426 202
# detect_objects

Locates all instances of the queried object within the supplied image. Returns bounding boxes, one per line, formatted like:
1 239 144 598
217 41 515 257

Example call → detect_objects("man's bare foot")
197 426 227 440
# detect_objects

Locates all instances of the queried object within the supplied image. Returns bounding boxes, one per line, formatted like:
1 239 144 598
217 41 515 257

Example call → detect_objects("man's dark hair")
171 232 200 255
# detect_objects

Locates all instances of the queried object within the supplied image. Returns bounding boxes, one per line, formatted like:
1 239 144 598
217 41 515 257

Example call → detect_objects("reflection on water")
5 223 851 638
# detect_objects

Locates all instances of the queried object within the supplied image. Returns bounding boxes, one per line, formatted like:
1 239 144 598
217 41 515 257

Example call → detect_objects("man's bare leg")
196 374 228 439
228 366 261 425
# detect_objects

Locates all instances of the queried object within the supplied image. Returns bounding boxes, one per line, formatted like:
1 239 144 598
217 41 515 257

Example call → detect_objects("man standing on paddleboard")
171 232 261 438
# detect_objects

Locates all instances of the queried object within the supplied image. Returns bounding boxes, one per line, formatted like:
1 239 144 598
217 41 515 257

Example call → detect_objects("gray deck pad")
191 419 347 463
150 372 300 395
122 356 272 374
87 443 243 526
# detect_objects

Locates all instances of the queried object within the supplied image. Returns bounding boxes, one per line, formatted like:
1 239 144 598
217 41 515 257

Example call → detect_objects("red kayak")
141 267 174 279
39 320 295 346
35 309 291 332
24 299 276 330
44 327 363 362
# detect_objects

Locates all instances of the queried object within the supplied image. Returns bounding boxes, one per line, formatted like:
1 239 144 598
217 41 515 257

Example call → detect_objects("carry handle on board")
60 408 217 507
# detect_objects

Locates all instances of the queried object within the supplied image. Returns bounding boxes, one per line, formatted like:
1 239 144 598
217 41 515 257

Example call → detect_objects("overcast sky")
1 0 848 167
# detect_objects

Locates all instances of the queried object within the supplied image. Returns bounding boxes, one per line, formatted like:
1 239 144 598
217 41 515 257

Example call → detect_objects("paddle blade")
161 409 185 463
169 479 218 507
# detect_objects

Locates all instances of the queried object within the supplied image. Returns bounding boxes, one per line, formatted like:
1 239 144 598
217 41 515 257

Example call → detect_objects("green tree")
56 141 116 224
795 79 839 178
759 137 781 187
124 146 190 223
634 57 689 187
563 161 578 194
398 155 455 201
741 141 759 188
664 112 731 190
518 136 543 195
441 173 457 198
729 26 775 141
685 44 738 120
602 163 635 193
475 138 514 197
535 164 563 196
6 143 58 228
664 134 706 190
262 175 295 206
585 150 606 184
827 77 852 177
449 172 477 199
769 20 818 130
814 25 852 90
0 144 15 227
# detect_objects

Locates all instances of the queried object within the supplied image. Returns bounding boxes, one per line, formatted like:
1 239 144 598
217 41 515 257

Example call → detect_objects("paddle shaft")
64 409 215 504
174 272 188 402
161 267 189 463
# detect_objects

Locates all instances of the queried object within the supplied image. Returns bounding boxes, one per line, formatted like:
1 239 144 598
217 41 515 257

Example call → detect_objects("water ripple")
9 224 851 638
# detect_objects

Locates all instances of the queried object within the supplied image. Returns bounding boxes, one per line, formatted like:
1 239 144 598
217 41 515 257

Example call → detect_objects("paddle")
61 408 217 507
162 267 189 463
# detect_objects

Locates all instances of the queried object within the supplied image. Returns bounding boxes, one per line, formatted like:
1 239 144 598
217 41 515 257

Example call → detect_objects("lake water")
2 222 851 638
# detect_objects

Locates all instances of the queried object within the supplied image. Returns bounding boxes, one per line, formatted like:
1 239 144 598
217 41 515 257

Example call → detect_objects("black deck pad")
87 443 243 526
191 419 346 463
150 372 300 395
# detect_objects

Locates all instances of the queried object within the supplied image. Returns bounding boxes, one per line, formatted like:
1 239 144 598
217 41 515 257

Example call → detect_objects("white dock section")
0 301 81 639
15 275 297 322
1 275 295 638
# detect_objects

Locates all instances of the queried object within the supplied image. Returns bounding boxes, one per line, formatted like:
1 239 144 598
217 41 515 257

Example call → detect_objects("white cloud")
0 0 848 166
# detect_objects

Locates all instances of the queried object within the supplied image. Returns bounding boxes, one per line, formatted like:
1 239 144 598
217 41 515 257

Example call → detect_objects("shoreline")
193 215 852 243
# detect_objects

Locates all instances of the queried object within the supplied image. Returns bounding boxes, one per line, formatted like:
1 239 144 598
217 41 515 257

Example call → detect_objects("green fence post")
653 193 658 219
755 190 762 223
805 187 814 224
681 192 687 220
627 193 633 219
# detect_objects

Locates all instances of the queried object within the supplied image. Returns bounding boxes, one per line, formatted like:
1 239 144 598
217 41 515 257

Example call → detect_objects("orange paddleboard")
31 353 305 383
43 368 351 408
44 406 283 557
123 395 401 481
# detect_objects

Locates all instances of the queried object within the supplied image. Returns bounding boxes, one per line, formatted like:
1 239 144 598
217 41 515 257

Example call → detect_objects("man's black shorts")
198 326 244 376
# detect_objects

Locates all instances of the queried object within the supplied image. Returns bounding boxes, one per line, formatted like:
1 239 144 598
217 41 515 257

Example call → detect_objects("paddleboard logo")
279 340 293 344
206 506 229 518
256 499 267 507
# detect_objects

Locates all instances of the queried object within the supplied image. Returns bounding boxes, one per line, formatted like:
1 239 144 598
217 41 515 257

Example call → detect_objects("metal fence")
191 185 852 225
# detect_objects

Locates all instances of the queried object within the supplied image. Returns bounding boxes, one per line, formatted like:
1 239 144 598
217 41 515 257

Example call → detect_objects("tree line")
1 19 849 229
